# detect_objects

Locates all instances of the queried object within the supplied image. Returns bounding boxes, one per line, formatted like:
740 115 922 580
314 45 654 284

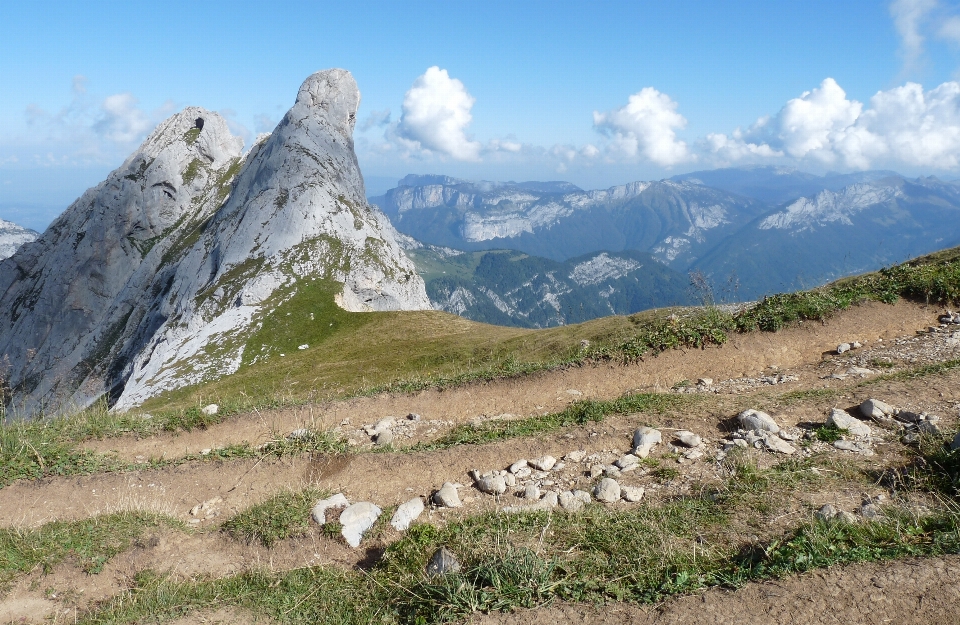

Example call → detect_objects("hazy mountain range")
371 168 960 325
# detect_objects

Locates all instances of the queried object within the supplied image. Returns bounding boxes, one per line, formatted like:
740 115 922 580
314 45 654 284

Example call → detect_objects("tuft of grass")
813 425 846 443
221 488 325 547
422 392 691 450
0 512 176 583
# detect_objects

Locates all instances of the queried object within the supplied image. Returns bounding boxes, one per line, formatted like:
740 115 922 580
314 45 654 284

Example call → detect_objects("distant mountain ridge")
400 235 691 328
373 169 960 310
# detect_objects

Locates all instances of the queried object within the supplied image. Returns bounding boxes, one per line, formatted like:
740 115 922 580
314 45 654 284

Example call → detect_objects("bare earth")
2 299 960 623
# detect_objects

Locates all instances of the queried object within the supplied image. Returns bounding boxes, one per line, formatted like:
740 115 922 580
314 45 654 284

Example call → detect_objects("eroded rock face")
0 69 429 416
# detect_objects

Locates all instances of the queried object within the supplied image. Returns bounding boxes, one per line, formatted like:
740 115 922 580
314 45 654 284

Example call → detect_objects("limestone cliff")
0 69 429 415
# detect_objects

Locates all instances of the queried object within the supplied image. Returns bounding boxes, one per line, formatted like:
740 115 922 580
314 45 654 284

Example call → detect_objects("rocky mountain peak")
0 69 429 416
294 69 360 139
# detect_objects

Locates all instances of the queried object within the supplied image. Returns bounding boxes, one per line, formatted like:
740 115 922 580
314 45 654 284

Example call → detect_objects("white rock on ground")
763 435 797 454
508 459 529 473
827 408 872 437
433 482 462 508
502 491 559 514
621 486 645 502
860 398 896 420
390 498 424 531
593 478 621 503
632 427 662 457
675 430 702 447
614 454 639 470
311 493 350 524
523 484 541 500
476 475 507 495
339 502 382 548
738 409 780 434
529 456 557 471
201 404 219 416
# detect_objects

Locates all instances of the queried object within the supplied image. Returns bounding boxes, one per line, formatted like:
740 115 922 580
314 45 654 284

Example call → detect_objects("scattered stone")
552 461 566 472
374 418 394 431
559 490 584 511
621 485 645 502
502 491 558 514
340 502 382 548
523 484 541 500
594 478 621 503
897 411 922 423
390 498 425 531
311 493 349 524
675 430 702 447
504 473 517 487
566 389 583 396
298 344 309 350
201 404 218 416
834 440 860 452
514 467 532 479
852 341 863 349
763 436 797 455
476 475 507 495
860 503 882 521
837 343 851 354
816 504 857 524
738 409 780 434
603 465 622 478
847 366 874 376
433 482 462 508
860 398 896 420
632 426 662 457
565 450 586 463
778 430 799 441
189 496 222 517
902 431 921 445
827 408 871 437
407 413 421 421
374 430 394 446
426 547 461 576
287 428 311 440
615 454 639 470
684 449 704 460
697 378 713 386
589 464 604 478
529 456 557 471
917 421 942 436
508 459 529 474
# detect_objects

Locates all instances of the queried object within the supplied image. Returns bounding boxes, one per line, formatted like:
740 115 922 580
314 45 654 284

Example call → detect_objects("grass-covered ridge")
140 244 960 415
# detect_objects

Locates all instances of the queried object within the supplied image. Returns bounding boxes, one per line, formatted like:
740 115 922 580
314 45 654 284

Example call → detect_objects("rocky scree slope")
0 69 429 416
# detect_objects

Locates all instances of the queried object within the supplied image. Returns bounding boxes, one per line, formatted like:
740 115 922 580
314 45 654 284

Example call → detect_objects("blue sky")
3 0 960 230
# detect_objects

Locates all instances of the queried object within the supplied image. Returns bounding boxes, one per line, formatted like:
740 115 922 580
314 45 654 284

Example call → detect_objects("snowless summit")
0 69 430 416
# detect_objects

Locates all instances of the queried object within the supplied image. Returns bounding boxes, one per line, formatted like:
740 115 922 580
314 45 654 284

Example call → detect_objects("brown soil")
84 300 935 462
2 300 960 624
466 555 960 625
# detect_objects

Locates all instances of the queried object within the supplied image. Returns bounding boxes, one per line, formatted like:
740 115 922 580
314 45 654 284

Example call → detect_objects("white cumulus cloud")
593 87 691 166
707 77 960 170
93 93 152 144
396 66 481 161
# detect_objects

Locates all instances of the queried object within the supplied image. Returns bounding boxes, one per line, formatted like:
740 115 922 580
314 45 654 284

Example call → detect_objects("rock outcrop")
0 69 429 416
0 219 38 261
